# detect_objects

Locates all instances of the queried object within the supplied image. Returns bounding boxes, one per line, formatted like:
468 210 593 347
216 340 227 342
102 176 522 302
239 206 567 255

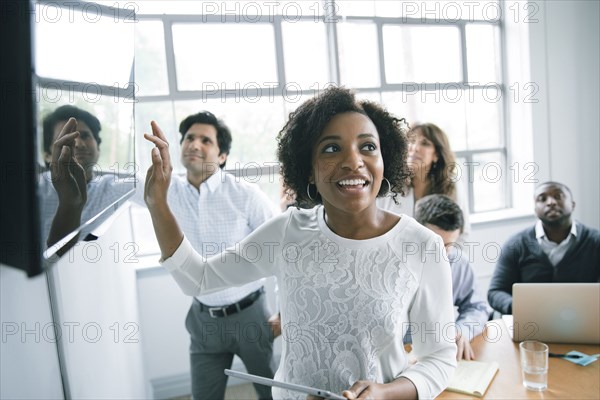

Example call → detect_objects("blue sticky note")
564 351 599 366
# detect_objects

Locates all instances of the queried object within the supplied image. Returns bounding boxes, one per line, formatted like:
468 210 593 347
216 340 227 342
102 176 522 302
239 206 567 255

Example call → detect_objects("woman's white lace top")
162 206 457 399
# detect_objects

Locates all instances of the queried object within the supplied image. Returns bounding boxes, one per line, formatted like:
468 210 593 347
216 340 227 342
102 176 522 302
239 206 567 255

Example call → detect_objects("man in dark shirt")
488 181 600 314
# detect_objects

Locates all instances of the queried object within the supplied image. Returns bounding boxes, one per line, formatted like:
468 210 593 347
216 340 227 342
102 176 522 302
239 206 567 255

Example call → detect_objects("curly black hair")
277 86 411 207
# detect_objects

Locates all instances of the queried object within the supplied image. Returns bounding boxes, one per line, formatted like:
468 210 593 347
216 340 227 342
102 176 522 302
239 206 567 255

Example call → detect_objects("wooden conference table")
438 319 600 399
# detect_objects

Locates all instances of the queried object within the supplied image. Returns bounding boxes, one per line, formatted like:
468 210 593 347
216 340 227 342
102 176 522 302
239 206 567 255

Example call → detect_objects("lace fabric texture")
163 206 457 399
276 237 416 399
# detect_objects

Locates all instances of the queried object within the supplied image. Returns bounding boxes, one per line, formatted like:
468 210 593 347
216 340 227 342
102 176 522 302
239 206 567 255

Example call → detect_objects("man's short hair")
414 194 464 233
535 181 573 198
178 111 232 168
43 105 102 155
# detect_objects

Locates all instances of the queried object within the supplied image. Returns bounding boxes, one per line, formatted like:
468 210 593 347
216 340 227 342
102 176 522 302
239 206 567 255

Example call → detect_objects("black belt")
197 287 264 318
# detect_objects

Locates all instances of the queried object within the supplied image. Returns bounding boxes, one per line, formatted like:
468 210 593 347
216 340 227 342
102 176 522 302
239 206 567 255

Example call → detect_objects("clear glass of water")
519 340 549 391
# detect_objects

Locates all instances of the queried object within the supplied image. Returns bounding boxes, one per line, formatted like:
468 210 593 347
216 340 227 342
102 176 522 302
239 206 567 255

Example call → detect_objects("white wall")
530 0 600 228
46 205 147 399
1 206 148 400
0 266 64 400
136 266 191 398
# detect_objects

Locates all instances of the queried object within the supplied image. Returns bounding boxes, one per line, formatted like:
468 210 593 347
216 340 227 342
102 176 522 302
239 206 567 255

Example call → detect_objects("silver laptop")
512 283 600 344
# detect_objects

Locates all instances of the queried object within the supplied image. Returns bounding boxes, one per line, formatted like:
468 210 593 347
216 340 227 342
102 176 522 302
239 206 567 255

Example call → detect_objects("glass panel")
383 25 462 83
100 0 323 17
278 0 323 18
375 1 403 17
282 90 382 129
337 0 376 17
472 152 506 212
283 91 320 116
395 0 501 22
379 91 412 122
38 89 134 172
337 22 380 88
381 89 468 152
454 154 468 191
453 155 472 213
35 3 134 88
465 87 502 150
172 23 278 90
466 24 501 83
99 1 279 16
135 20 169 96
356 91 382 104
465 1 502 22
282 21 329 90
34 1 136 257
170 97 286 170
135 99 286 211
238 172 283 209
134 101 178 173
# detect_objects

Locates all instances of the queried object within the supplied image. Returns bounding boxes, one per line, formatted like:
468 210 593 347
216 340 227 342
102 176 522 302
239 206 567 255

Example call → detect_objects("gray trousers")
185 293 275 400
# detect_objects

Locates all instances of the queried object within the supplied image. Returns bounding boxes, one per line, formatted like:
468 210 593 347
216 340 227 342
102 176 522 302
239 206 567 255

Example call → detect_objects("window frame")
135 0 519 215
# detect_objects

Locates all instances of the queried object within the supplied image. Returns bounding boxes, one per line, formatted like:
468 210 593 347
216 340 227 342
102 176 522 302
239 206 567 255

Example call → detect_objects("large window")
132 0 512 213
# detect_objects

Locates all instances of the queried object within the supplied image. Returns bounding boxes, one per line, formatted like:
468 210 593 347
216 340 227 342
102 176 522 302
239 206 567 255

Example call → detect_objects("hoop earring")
383 177 392 196
307 183 317 201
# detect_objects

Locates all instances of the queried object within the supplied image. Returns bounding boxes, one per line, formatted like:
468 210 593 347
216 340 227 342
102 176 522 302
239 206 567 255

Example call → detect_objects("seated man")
488 181 600 315
414 194 491 360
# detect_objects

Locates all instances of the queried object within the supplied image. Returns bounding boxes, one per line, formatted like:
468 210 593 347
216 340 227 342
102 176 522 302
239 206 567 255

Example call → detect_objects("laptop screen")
512 283 600 344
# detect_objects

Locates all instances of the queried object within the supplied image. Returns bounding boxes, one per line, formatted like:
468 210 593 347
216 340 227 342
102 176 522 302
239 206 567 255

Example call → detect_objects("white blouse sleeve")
160 212 290 297
400 235 458 399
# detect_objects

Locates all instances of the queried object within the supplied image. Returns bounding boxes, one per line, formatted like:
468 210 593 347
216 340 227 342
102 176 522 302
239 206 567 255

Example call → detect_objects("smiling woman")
277 87 411 210
143 86 458 400
309 113 388 235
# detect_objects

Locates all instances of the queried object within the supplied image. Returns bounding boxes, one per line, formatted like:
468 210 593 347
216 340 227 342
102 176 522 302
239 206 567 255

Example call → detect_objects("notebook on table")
512 283 600 344
446 360 499 398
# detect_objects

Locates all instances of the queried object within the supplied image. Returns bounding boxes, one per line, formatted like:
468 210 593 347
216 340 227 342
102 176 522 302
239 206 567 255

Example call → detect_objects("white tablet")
224 369 346 400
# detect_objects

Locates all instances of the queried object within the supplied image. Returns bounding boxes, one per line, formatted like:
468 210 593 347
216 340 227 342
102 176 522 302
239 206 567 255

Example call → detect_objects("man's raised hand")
50 117 87 208
144 121 173 209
